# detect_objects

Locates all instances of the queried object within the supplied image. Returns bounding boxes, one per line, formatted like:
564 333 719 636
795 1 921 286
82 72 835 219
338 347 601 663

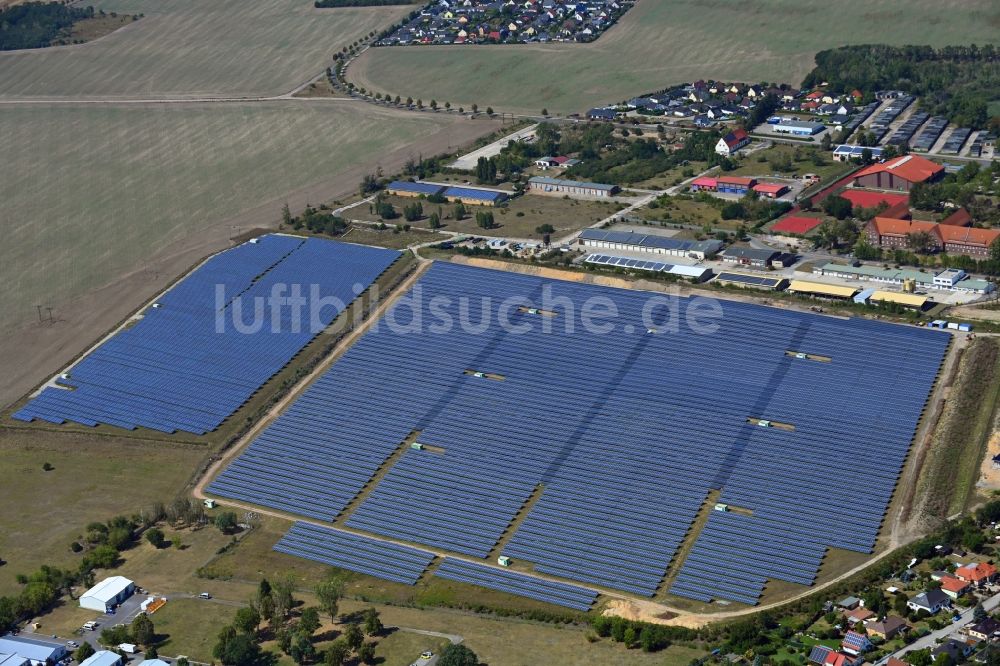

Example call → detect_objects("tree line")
0 2 94 50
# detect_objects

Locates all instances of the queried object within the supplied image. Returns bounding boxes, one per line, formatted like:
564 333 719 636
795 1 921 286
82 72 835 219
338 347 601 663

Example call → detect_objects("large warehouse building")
577 228 722 259
528 176 619 198
80 576 135 612
851 154 944 192
0 636 67 666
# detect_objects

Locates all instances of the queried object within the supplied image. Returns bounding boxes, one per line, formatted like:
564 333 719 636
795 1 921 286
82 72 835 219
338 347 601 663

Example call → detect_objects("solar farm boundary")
192 257 432 500
22 234 239 402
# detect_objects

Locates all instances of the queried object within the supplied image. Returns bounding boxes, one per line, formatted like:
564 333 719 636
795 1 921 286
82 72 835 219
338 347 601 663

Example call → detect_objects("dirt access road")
1 110 500 409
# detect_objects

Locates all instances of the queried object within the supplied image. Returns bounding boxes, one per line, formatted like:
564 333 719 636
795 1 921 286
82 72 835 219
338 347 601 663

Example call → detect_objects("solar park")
13 235 400 435
209 261 950 608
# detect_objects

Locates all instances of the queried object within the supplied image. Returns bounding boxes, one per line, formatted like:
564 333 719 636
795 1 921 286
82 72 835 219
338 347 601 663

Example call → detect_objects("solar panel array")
586 253 674 272
434 558 598 611
214 262 947 605
714 272 784 288
274 522 435 585
13 235 400 435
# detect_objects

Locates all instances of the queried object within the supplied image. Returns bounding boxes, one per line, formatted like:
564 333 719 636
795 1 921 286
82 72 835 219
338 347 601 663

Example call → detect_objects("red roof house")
690 177 718 191
955 562 998 586
753 182 789 198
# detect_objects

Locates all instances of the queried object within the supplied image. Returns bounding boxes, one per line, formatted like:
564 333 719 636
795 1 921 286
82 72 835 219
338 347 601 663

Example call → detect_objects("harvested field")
0 103 498 408
346 0 1000 114
0 0 411 99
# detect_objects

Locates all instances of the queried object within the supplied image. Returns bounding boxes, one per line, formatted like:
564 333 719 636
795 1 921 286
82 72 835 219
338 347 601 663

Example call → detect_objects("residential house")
968 617 1000 642
866 616 909 640
956 562 999 588
809 646 863 666
933 638 976 662
908 589 952 614
938 575 972 599
715 128 750 156
841 631 873 656
844 607 875 625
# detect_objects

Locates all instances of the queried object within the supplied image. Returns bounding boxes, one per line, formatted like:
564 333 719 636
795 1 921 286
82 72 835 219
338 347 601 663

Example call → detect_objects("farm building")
528 176 619 198
752 183 788 198
788 281 858 300
690 176 718 192
386 181 445 198
80 576 135 612
771 216 823 235
534 156 579 170
713 272 788 290
577 229 722 259
869 291 930 310
80 652 123 666
584 254 713 281
715 128 750 156
833 145 883 162
716 176 757 195
442 186 508 206
852 155 944 192
0 637 67 666
773 121 825 136
721 246 779 267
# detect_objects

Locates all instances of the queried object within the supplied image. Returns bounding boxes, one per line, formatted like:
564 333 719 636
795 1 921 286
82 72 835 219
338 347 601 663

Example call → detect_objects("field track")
346 0 1000 114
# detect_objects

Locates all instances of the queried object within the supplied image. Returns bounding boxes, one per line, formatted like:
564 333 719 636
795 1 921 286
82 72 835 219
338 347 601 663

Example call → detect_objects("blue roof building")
386 181 445 197
0 636 68 666
442 186 508 206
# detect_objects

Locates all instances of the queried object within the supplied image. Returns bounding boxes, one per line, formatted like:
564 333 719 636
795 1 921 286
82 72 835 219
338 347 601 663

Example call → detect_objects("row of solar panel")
212 262 947 605
274 522 435 585
434 558 597 612
15 236 401 434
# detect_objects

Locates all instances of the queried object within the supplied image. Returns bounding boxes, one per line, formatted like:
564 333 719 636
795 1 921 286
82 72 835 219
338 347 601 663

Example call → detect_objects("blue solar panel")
13 235 400 434
274 522 434 585
211 262 948 606
434 558 598 611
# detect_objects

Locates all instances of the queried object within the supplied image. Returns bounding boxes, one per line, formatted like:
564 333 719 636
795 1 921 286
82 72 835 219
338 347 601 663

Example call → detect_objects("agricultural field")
346 0 1000 114
0 0 411 99
0 102 495 408
0 428 206 597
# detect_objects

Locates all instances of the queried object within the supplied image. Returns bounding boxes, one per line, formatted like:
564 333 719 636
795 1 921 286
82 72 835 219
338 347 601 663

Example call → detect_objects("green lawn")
346 0 1000 114
153 598 239 662
0 0 412 99
724 144 853 183
0 428 206 596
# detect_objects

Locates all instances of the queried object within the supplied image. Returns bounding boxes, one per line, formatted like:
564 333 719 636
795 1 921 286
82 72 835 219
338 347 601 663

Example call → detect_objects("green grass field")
0 102 462 336
0 0 411 99
0 428 206 597
347 0 1000 114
